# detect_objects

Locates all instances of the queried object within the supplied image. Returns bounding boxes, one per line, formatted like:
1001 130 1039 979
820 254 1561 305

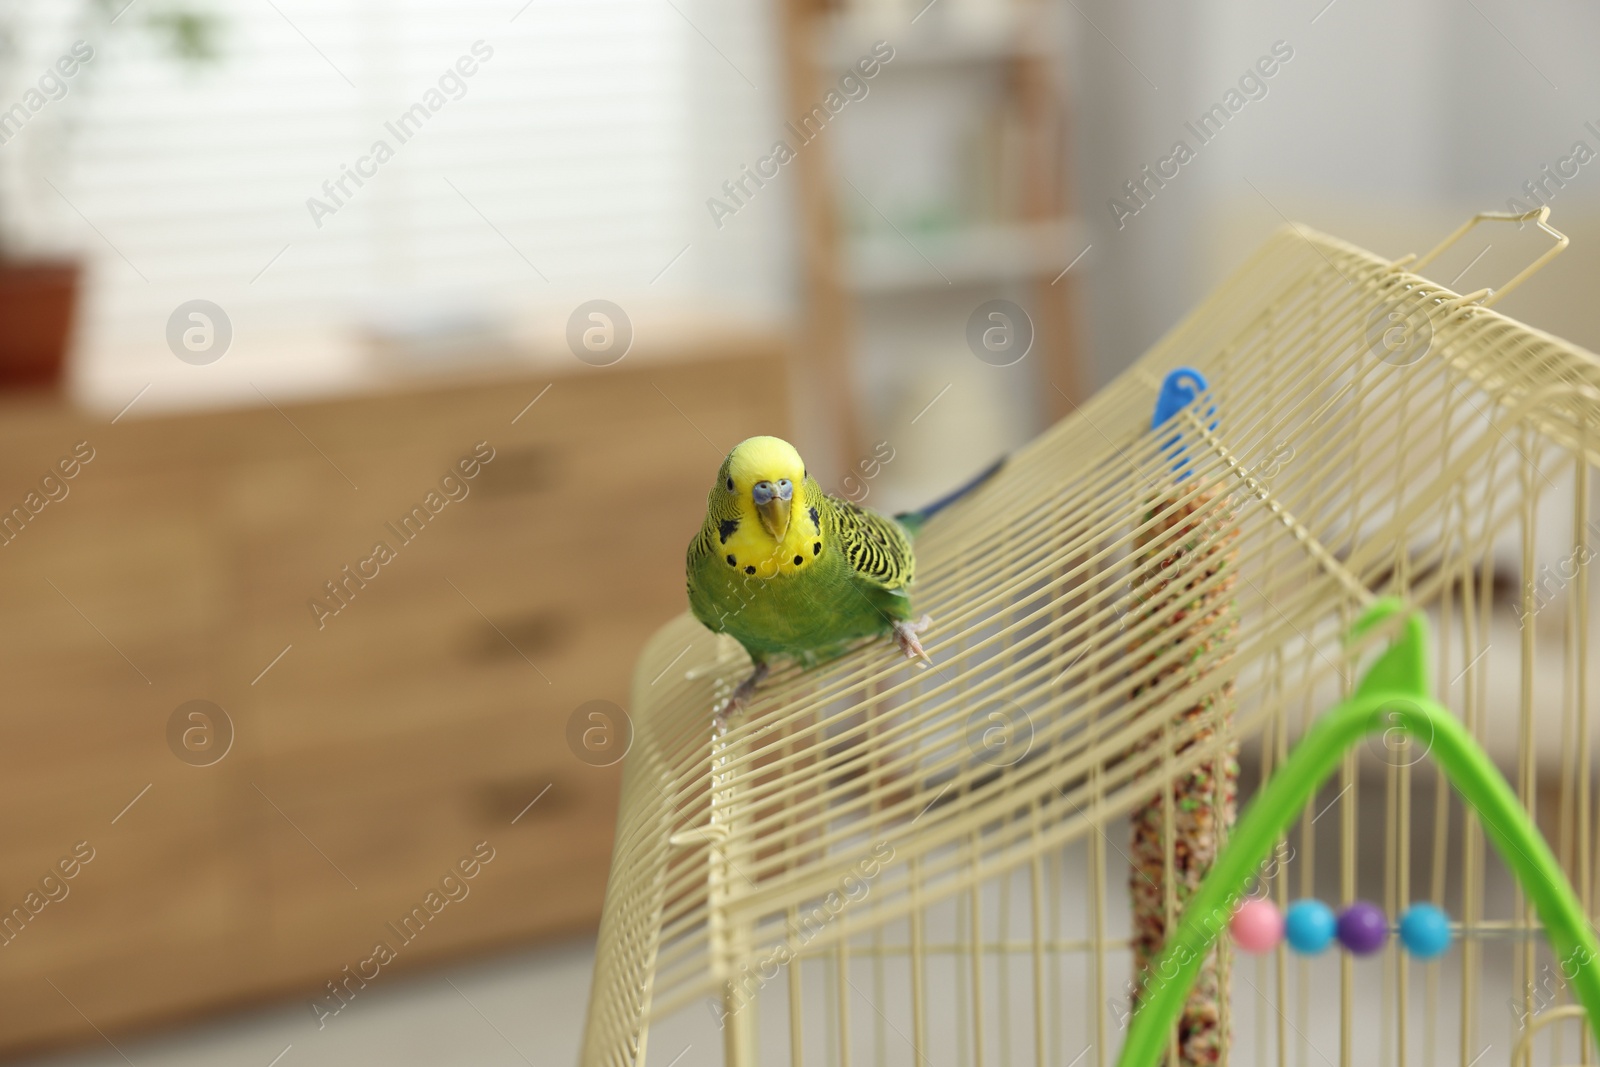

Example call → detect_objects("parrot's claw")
714 662 770 734
893 615 933 665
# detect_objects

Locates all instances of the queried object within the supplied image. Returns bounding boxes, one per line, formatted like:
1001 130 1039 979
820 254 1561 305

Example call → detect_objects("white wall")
1072 0 1600 385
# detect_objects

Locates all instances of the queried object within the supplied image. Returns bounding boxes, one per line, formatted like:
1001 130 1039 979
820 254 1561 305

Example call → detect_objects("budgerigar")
686 435 1000 715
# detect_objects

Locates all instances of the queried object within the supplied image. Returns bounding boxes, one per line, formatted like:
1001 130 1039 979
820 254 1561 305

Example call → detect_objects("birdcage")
578 208 1600 1067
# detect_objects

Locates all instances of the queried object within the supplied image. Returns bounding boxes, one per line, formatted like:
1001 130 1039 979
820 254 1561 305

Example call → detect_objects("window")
3 0 705 410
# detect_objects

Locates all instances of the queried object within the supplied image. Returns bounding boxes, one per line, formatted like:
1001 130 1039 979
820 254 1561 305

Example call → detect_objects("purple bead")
1336 901 1388 955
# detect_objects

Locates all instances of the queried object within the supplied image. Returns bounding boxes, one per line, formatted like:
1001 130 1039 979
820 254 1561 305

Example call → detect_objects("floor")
17 939 598 1067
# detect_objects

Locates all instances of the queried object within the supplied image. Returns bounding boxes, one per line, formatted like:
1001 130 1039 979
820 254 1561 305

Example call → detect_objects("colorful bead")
1398 903 1452 959
1230 898 1284 953
1284 899 1337 954
1337 901 1388 955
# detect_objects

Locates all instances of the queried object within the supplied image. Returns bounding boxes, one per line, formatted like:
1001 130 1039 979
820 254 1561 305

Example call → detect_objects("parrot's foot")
714 661 770 733
732 661 770 704
892 615 933 665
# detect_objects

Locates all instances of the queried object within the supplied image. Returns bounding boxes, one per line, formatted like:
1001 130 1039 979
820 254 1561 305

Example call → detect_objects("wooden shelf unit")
781 0 1088 470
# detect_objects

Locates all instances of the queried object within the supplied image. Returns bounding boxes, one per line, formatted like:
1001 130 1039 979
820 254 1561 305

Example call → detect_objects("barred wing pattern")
827 496 914 592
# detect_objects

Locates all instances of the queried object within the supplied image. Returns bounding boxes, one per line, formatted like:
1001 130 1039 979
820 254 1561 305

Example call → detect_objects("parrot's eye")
726 478 734 490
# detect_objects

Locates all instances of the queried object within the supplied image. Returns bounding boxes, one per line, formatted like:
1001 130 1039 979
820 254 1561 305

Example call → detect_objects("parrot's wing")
827 495 916 594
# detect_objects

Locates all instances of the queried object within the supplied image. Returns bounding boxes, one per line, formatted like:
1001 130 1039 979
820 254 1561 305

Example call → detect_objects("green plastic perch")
1118 598 1600 1066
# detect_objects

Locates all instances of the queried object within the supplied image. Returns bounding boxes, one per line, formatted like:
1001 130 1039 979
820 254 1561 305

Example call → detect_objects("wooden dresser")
0 346 785 1055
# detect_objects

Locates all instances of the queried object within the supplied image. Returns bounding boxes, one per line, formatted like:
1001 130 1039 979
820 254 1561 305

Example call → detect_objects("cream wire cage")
580 209 1600 1067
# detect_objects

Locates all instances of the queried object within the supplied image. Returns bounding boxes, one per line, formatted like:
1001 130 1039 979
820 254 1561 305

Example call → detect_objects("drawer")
238 730 619 986
0 670 215 825
234 616 654 758
0 790 248 1048
0 473 217 622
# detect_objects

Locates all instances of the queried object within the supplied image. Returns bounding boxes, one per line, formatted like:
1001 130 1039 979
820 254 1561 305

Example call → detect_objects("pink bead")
1230 898 1285 954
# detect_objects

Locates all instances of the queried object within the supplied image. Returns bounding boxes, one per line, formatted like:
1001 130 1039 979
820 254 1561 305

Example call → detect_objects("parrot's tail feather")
895 456 1005 535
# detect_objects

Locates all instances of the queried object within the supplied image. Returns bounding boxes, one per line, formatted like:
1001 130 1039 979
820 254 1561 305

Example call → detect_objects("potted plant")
0 1 217 389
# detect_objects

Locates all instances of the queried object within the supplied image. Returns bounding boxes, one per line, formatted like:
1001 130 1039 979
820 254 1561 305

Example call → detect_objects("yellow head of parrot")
723 436 806 545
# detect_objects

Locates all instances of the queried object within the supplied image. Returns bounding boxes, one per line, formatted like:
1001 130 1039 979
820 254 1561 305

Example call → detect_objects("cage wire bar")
580 209 1600 1067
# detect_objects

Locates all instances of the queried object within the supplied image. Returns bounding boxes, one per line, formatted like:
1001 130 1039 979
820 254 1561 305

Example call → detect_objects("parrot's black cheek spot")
813 542 821 555
718 518 739 543
793 555 803 566
745 565 756 575
726 554 737 566
809 506 820 532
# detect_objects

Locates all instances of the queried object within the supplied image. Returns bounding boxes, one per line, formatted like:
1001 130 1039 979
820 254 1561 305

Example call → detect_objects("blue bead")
1284 899 1337 954
1398 904 1452 959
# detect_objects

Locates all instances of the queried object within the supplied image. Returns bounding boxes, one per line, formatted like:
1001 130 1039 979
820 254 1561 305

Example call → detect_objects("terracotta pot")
0 260 80 389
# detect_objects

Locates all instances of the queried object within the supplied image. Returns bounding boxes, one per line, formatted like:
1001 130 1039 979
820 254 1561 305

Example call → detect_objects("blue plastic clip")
1151 367 1212 479
1151 367 1208 429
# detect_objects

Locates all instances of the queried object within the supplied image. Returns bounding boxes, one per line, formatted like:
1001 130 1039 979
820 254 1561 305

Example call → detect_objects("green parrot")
686 435 1000 713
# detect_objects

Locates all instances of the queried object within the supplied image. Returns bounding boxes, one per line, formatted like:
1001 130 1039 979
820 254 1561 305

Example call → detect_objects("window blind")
2 0 718 411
